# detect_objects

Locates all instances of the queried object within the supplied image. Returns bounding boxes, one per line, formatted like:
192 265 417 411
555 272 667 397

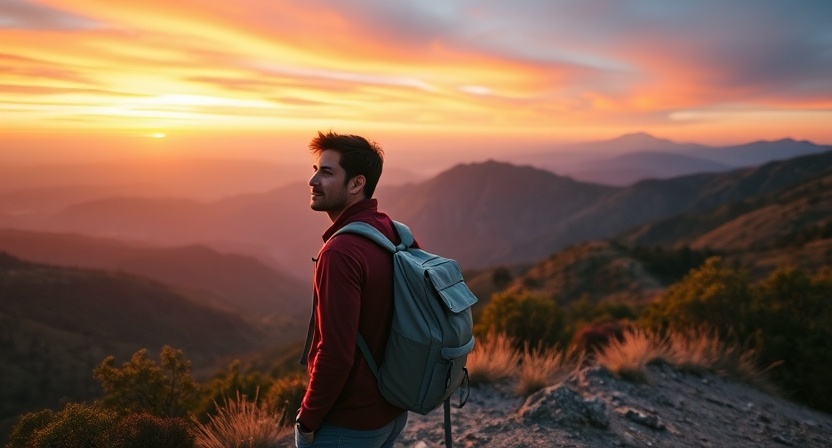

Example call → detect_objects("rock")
517 385 609 428
622 408 666 430
773 433 794 446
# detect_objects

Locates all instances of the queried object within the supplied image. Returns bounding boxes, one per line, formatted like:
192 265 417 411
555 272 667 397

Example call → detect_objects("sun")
149 132 167 139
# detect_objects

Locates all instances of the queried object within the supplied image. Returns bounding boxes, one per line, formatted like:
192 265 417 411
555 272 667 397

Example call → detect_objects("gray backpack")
334 220 477 446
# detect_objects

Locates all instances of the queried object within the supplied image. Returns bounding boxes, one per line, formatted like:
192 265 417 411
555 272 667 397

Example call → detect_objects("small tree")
94 345 199 418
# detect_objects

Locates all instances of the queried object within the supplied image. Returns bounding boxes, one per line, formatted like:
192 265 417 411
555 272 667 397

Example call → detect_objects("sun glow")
1 1 830 150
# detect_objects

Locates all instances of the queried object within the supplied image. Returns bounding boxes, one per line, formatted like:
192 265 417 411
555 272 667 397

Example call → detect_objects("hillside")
514 150 832 266
0 253 273 437
381 160 616 267
564 151 731 186
497 241 674 306
0 182 331 279
384 364 832 447
0 229 309 322
618 169 832 276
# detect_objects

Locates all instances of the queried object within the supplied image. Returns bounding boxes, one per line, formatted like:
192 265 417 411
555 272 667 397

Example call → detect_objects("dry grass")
595 327 767 387
467 332 521 385
516 344 577 397
468 332 578 396
665 329 770 390
193 390 290 448
595 328 671 382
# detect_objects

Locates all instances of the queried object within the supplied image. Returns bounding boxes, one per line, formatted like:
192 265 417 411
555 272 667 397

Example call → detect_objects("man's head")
308 131 384 220
309 131 384 198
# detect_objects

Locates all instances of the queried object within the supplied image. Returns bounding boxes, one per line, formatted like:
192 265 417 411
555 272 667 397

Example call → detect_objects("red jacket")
299 199 406 430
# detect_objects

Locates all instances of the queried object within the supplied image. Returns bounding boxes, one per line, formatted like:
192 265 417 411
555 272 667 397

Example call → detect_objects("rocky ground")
278 363 832 447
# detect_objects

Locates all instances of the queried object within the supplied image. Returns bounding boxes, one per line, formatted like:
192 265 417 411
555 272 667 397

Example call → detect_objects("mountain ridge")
0 228 309 321
2 147 831 275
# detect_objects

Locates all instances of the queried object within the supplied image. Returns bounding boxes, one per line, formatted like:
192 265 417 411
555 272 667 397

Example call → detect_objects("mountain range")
511 133 830 185
1 135 830 278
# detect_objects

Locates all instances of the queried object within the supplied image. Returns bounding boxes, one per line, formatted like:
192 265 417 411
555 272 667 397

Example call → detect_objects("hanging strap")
299 306 314 365
300 254 321 366
356 333 380 378
444 398 453 447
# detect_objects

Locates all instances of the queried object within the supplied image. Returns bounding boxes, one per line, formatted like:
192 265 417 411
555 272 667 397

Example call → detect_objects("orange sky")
2 0 831 163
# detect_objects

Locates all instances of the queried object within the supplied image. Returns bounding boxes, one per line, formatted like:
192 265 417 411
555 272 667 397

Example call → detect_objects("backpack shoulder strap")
333 220 413 252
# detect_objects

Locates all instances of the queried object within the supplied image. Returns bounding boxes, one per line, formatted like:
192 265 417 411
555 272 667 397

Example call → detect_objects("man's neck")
326 196 366 222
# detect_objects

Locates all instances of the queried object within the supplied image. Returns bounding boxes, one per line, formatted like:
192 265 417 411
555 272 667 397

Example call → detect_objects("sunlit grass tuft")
193 390 289 448
467 332 521 385
468 332 579 396
595 328 670 382
665 328 769 390
595 327 767 387
516 343 578 397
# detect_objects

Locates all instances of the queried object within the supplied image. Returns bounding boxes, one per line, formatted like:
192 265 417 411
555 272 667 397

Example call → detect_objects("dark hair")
309 131 384 198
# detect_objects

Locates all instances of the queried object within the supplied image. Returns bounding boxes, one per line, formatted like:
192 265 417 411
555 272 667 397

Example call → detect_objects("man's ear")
348 175 366 195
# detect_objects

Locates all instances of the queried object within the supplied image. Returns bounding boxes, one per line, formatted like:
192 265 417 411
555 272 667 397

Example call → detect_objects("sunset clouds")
2 0 831 150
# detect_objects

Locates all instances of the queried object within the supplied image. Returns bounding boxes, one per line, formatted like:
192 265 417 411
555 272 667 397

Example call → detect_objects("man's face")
309 149 351 219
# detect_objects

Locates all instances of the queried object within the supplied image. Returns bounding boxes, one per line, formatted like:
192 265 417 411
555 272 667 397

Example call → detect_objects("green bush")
475 290 565 348
641 257 753 342
195 360 273 420
7 409 54 448
28 403 118 448
93 346 199 418
264 372 307 426
751 265 832 412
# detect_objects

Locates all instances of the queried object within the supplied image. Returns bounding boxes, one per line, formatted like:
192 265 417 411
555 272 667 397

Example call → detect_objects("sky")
1 0 832 165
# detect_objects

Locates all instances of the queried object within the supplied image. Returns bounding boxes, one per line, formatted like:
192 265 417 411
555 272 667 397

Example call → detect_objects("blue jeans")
295 412 408 448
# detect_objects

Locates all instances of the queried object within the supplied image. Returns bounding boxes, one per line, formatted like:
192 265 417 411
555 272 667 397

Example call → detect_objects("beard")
310 188 349 214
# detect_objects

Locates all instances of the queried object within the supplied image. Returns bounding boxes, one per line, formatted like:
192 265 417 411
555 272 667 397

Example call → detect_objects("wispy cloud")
0 0 103 30
1 0 830 143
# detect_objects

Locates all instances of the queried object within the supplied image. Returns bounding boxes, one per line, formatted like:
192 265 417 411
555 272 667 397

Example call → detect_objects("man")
296 131 408 447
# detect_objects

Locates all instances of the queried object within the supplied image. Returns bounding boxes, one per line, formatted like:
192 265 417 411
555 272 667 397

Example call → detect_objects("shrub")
751 265 832 411
7 409 55 448
94 345 199 418
466 332 521 385
193 391 288 448
28 403 118 448
641 257 753 342
476 290 565 348
197 360 274 420
113 413 195 448
263 372 307 426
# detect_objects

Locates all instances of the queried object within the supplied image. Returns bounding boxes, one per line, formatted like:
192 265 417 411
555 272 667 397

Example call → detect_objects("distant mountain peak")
439 159 573 182
611 132 675 147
